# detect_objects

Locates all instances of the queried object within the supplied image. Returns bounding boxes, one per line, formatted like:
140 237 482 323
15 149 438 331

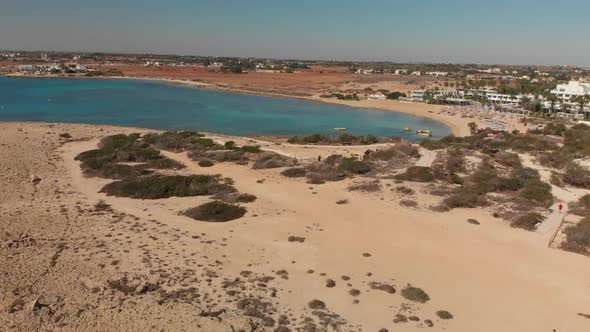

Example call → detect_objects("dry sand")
2 122 590 331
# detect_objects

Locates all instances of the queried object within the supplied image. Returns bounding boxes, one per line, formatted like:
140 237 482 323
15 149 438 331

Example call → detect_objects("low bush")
146 158 185 169
394 166 434 182
510 212 545 231
337 157 371 174
563 163 590 189
395 186 415 195
542 123 566 136
83 163 149 179
240 145 262 153
183 201 246 222
443 187 486 208
538 150 574 169
252 152 296 169
213 192 257 203
59 133 72 139
142 131 208 152
562 216 590 253
368 142 420 161
281 167 307 178
400 285 430 303
348 181 381 192
570 194 590 216
101 175 235 199
494 151 521 168
446 149 465 174
198 160 214 167
564 127 590 157
436 310 454 320
519 181 553 207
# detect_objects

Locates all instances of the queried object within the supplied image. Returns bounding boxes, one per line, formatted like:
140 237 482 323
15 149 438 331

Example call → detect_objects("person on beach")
558 203 563 213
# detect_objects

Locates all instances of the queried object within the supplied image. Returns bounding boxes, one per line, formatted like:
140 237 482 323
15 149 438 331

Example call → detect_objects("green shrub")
83 163 148 179
570 194 590 216
563 163 590 189
449 173 464 185
542 123 566 136
101 175 235 199
59 133 72 138
436 310 454 320
252 153 296 169
369 142 420 160
519 181 553 207
198 160 214 167
563 216 590 249
337 158 371 174
494 151 521 168
212 192 257 203
142 131 211 152
443 187 486 208
511 212 545 231
538 150 574 169
281 167 307 178
400 285 430 303
395 166 434 182
183 201 246 222
224 141 236 149
146 158 185 169
240 145 262 153
348 181 381 192
564 127 590 157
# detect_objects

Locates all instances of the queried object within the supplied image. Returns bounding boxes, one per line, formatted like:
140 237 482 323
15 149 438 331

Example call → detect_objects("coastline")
2 73 476 136
3 73 533 136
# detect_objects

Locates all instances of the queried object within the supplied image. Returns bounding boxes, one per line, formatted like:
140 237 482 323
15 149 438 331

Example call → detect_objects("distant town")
2 50 589 120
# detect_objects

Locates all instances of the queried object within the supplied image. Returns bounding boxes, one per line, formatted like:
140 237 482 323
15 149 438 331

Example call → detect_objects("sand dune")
1 122 589 332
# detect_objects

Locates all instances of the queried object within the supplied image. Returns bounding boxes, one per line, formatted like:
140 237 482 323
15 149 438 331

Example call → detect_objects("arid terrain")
2 122 590 332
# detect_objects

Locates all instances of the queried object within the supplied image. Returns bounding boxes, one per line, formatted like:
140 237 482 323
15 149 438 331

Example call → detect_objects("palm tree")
520 96 531 111
570 95 589 119
546 94 558 116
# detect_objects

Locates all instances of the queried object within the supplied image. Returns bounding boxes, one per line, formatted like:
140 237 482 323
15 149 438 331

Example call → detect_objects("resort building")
394 69 408 75
550 81 590 103
425 71 448 77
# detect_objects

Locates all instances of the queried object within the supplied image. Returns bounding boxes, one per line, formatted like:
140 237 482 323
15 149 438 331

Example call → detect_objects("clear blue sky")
2 0 589 65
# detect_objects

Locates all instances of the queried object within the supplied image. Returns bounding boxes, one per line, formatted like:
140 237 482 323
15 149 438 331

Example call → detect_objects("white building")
408 90 426 101
367 93 386 100
425 71 448 77
394 69 408 75
550 81 590 103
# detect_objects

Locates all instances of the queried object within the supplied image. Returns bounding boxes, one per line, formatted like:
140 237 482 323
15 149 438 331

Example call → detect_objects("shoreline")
2 73 476 136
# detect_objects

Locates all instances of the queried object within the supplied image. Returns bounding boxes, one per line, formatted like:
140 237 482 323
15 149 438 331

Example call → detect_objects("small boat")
416 129 432 137
334 128 347 131
403 127 412 131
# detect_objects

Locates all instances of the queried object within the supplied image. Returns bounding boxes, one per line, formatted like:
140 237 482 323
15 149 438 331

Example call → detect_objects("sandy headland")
1 122 589 331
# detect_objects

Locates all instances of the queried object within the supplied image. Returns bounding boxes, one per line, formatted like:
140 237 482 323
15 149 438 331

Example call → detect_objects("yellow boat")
334 128 347 131
403 127 412 131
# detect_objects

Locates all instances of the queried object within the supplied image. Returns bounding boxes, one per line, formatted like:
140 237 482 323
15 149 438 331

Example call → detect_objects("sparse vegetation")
570 195 590 216
436 310 454 320
561 216 590 255
101 175 235 199
183 201 246 222
401 285 430 303
348 181 381 192
198 159 214 167
510 212 545 231
281 167 307 178
394 166 434 182
562 163 590 189
287 134 391 145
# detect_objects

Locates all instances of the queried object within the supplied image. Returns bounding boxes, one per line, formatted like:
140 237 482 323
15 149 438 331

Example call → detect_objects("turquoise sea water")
0 77 450 139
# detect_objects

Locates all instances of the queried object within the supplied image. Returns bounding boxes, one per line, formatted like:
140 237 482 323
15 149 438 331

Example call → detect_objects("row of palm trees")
524 93 590 119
